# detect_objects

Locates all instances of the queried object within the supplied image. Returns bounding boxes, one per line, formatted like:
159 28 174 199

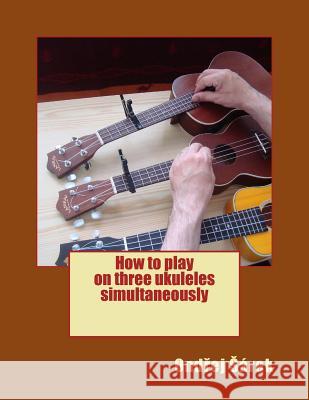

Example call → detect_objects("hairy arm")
161 143 215 250
192 69 272 137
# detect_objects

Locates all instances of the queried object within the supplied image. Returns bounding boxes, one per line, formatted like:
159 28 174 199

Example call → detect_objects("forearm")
244 90 272 137
161 209 202 250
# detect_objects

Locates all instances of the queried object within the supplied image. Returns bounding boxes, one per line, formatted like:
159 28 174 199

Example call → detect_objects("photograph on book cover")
37 37 272 267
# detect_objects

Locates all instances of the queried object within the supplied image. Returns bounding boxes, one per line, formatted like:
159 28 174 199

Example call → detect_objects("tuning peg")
73 218 85 228
70 233 80 241
72 243 80 251
67 174 77 182
92 230 100 239
82 176 92 184
96 240 104 249
56 145 65 155
84 161 91 170
65 182 75 189
91 210 102 220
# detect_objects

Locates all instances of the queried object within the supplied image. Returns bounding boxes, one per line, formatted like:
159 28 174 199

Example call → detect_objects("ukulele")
56 116 271 220
55 184 272 266
47 51 271 178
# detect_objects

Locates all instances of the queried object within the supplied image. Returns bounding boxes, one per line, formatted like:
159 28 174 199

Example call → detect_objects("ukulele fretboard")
112 160 173 193
56 205 270 265
97 92 197 144
125 207 268 250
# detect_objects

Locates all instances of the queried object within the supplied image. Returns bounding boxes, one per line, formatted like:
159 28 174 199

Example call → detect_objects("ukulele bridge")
253 131 271 160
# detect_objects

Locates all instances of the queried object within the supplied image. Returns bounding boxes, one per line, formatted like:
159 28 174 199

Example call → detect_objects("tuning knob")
80 149 88 157
91 210 102 220
67 174 77 182
72 244 80 251
96 240 104 249
92 230 100 239
87 184 94 191
91 196 97 204
56 145 65 155
74 139 82 146
64 160 71 167
73 218 85 228
82 176 92 184
65 182 75 189
70 233 80 241
69 189 76 196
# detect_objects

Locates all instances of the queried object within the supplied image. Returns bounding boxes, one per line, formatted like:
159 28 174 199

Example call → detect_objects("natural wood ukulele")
55 184 272 266
57 116 271 220
47 51 271 178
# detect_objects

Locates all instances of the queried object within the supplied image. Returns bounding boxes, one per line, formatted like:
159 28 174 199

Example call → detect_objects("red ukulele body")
192 115 271 193
171 51 272 134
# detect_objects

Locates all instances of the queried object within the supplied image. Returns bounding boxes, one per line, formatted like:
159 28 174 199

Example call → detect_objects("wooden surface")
38 90 252 266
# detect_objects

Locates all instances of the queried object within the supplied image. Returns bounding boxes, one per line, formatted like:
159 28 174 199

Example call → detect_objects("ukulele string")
61 132 267 164
69 146 271 209
213 145 271 165
60 92 195 153
210 137 269 159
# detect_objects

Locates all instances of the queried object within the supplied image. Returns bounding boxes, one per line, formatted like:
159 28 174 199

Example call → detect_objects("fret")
229 213 241 237
199 207 267 245
150 231 165 248
223 214 235 238
252 207 266 232
112 175 128 193
201 219 216 242
239 209 258 235
112 160 172 192
247 208 260 233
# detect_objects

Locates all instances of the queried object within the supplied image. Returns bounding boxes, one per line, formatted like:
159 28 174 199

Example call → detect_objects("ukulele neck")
56 206 269 265
97 92 197 145
112 160 173 193
124 206 268 250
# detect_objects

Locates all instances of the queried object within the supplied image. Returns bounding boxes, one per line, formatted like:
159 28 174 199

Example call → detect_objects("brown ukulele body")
171 51 272 134
191 116 271 193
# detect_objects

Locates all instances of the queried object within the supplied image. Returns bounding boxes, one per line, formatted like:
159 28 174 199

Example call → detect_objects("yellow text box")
70 252 239 336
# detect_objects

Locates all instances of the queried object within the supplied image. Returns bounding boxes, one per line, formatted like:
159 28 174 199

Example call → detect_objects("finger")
196 69 220 84
189 143 203 152
194 74 220 93
192 91 218 103
200 146 213 163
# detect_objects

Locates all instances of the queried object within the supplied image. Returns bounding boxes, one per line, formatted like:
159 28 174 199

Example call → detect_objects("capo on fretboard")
120 94 142 130
118 149 136 193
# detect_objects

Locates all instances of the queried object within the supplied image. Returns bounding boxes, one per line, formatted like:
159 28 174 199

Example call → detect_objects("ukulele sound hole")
213 144 236 165
261 202 272 228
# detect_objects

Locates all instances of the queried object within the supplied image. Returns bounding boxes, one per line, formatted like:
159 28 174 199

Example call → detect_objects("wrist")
242 87 260 114
170 204 203 226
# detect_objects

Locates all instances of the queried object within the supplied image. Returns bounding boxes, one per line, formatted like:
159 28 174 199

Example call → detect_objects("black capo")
120 94 142 130
118 149 136 193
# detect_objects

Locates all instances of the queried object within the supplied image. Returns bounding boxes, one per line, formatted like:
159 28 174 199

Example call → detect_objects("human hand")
169 143 215 220
192 68 258 111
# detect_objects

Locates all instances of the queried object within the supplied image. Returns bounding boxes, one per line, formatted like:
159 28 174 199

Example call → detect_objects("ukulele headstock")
56 179 115 220
56 236 126 266
47 134 102 178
